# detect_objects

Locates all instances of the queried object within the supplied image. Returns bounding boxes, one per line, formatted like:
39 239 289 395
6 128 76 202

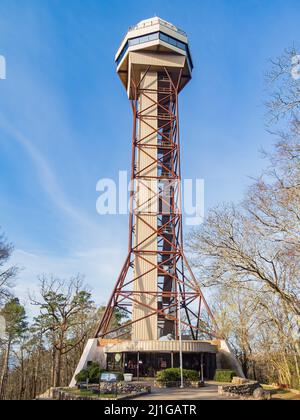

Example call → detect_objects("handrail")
128 18 187 37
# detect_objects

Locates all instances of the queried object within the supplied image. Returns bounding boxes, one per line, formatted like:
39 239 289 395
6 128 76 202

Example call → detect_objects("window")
176 40 186 50
148 33 159 42
159 33 169 44
168 37 177 47
116 43 129 66
129 38 140 46
116 31 193 71
159 32 186 52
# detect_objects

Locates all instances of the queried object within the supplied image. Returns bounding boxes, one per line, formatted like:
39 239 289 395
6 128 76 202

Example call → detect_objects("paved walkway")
133 383 239 400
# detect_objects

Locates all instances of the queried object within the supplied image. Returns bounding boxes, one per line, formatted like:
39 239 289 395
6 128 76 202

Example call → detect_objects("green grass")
69 388 116 399
214 370 236 383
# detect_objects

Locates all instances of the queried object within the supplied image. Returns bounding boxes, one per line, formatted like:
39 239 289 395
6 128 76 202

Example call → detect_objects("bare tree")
30 275 95 387
266 46 300 124
0 231 17 305
187 47 300 387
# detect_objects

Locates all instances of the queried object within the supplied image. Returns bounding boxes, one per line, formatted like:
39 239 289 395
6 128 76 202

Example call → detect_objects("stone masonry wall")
219 381 260 397
52 383 151 400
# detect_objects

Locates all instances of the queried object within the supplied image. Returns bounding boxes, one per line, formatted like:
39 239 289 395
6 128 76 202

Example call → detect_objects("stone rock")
99 382 151 395
232 377 248 385
253 388 271 400
51 382 151 400
253 388 264 400
219 381 261 398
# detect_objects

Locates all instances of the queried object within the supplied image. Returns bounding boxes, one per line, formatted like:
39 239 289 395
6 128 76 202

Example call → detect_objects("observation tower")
71 18 243 384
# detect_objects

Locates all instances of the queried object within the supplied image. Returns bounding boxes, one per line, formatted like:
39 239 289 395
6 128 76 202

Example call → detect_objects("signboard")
115 353 122 363
100 373 118 383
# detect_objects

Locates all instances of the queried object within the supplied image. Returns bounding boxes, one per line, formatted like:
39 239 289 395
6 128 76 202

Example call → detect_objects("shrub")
183 369 200 381
75 364 124 385
88 363 103 383
214 369 236 383
75 369 89 383
156 368 199 383
75 363 104 384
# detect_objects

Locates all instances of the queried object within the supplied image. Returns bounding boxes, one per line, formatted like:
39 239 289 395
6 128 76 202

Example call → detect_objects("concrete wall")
132 70 158 341
69 339 107 387
103 339 217 354
216 340 245 378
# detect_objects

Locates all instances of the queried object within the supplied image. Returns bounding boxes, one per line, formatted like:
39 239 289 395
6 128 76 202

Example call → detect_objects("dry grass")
262 385 300 400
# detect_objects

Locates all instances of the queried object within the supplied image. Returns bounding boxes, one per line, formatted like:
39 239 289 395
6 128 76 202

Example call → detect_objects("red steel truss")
95 66 218 341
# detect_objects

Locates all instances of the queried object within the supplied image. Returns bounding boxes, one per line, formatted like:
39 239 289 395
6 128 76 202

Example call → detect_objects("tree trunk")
33 348 41 399
54 350 62 388
51 348 56 387
18 349 25 400
0 341 11 399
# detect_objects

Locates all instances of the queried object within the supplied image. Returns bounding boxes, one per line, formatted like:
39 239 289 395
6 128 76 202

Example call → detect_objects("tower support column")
133 70 158 341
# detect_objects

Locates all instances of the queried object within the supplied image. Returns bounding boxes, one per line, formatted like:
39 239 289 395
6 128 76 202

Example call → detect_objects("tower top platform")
128 17 187 38
115 17 193 96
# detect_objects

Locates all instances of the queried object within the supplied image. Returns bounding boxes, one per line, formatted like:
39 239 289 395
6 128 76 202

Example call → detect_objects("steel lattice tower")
95 18 217 342
70 19 245 387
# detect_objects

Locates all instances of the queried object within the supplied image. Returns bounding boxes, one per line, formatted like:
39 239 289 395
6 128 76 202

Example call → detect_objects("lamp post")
178 290 184 389
200 354 204 384
137 352 140 382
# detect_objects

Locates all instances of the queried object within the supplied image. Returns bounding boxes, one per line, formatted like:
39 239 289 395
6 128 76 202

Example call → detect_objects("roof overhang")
115 18 193 97
116 39 192 98
115 18 189 61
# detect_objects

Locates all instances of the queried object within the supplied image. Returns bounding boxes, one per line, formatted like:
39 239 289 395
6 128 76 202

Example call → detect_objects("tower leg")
94 66 219 342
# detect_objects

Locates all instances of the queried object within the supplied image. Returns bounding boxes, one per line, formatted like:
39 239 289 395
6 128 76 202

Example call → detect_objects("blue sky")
0 0 299 309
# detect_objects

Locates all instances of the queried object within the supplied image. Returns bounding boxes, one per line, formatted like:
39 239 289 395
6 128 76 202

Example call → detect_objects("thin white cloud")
0 9 128 316
11 246 124 318
0 115 96 231
0 115 127 312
